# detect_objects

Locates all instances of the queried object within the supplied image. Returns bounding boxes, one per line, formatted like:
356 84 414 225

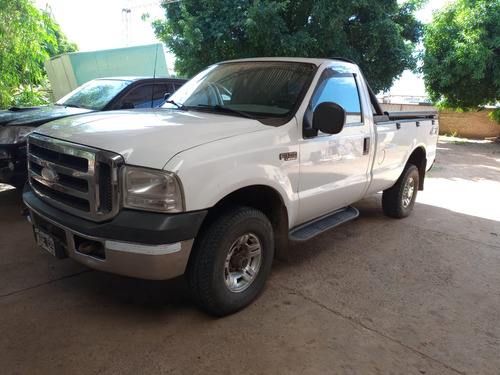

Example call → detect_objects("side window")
151 84 169 107
164 83 174 99
165 83 182 98
312 71 362 125
114 84 167 109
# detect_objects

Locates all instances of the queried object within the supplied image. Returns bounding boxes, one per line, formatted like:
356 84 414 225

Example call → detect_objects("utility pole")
121 7 132 47
121 0 167 47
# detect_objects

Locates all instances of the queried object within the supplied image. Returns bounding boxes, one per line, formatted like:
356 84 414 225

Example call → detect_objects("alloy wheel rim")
402 177 415 208
224 233 262 293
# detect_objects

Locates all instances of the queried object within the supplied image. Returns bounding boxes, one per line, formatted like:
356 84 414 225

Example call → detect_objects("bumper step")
289 206 359 242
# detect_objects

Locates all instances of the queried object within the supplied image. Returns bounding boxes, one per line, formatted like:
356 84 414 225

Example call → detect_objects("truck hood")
0 105 93 127
34 109 271 169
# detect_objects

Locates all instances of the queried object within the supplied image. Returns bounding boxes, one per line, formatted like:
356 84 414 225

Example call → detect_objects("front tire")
187 206 274 316
382 164 419 218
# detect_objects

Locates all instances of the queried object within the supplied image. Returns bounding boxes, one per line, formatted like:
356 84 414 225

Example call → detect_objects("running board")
289 206 359 242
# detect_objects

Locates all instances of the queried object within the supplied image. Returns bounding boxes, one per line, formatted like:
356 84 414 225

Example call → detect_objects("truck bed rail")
384 110 438 120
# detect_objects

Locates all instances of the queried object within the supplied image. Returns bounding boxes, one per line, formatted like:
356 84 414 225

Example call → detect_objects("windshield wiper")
197 104 255 119
165 100 188 111
63 104 83 109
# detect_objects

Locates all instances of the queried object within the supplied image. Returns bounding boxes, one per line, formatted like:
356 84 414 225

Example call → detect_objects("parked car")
0 77 187 188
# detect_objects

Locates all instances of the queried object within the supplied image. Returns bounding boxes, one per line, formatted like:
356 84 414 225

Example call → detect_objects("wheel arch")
194 185 289 262
407 146 427 190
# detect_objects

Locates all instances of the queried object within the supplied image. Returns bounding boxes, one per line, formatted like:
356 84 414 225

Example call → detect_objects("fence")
380 104 499 140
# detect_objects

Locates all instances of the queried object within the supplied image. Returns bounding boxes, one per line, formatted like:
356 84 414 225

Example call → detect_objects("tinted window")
114 84 168 109
312 71 362 124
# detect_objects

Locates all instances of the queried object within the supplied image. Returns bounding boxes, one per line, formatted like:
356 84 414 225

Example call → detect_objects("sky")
36 0 451 95
389 0 450 96
37 0 165 51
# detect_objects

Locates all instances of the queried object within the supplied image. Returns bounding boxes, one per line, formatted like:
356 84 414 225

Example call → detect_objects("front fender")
164 122 300 227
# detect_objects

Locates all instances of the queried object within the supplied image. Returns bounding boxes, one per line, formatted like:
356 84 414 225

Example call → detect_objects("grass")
440 132 467 145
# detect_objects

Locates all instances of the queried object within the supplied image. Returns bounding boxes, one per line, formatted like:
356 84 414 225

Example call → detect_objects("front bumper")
0 143 27 187
23 191 208 280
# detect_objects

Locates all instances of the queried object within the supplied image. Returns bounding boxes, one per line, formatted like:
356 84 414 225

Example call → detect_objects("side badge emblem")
279 152 298 161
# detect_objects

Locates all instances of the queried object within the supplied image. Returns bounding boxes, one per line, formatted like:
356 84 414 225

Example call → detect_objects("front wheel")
187 206 274 316
382 164 419 218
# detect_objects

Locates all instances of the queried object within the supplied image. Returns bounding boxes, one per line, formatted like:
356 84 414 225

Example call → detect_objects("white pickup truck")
23 58 438 315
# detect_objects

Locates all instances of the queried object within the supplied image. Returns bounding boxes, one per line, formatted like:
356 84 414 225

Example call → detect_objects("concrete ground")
1 139 499 375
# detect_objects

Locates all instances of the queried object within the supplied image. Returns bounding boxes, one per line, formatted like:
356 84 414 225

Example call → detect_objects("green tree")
0 0 78 109
422 0 500 128
152 0 426 92
41 8 79 59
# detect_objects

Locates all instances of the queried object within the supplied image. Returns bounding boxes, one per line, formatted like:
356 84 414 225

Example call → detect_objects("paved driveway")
1 139 499 374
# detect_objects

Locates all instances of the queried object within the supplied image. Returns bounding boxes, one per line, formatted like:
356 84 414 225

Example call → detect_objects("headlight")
122 166 184 213
0 126 34 144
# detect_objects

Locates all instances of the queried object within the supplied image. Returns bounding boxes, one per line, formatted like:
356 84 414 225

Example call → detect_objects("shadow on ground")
1 140 499 374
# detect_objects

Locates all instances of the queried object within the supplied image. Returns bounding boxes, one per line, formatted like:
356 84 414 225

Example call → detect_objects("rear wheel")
187 206 274 316
382 164 419 218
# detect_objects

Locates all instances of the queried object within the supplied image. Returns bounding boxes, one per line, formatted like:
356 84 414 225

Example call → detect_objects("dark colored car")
0 77 187 188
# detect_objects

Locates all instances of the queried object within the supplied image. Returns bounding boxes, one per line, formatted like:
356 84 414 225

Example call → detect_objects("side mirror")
164 92 171 100
312 102 346 135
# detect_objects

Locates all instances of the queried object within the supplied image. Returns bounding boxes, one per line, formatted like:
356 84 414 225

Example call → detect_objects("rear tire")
187 206 274 316
382 164 419 218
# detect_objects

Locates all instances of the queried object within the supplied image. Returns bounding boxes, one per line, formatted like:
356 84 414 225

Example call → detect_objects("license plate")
34 227 56 256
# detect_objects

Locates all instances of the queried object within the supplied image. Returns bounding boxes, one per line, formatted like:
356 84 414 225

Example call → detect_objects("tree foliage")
152 0 426 92
0 0 78 109
422 0 500 123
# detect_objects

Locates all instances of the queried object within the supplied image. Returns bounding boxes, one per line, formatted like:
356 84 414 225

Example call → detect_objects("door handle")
363 137 370 155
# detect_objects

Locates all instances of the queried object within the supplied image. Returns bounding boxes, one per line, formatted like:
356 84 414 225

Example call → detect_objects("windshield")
162 61 315 120
56 79 131 110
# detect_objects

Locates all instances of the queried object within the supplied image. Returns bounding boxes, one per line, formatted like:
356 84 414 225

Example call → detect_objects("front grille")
31 178 90 212
27 134 123 222
30 143 89 172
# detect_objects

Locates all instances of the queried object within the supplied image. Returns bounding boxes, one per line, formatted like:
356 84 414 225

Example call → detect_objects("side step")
289 206 359 242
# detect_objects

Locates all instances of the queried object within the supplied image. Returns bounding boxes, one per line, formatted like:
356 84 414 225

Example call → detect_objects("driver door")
297 69 372 224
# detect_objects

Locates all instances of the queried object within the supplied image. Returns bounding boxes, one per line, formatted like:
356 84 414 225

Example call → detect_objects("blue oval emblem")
41 167 59 183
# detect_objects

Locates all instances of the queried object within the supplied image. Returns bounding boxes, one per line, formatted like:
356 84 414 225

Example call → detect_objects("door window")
114 84 168 109
312 71 362 125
